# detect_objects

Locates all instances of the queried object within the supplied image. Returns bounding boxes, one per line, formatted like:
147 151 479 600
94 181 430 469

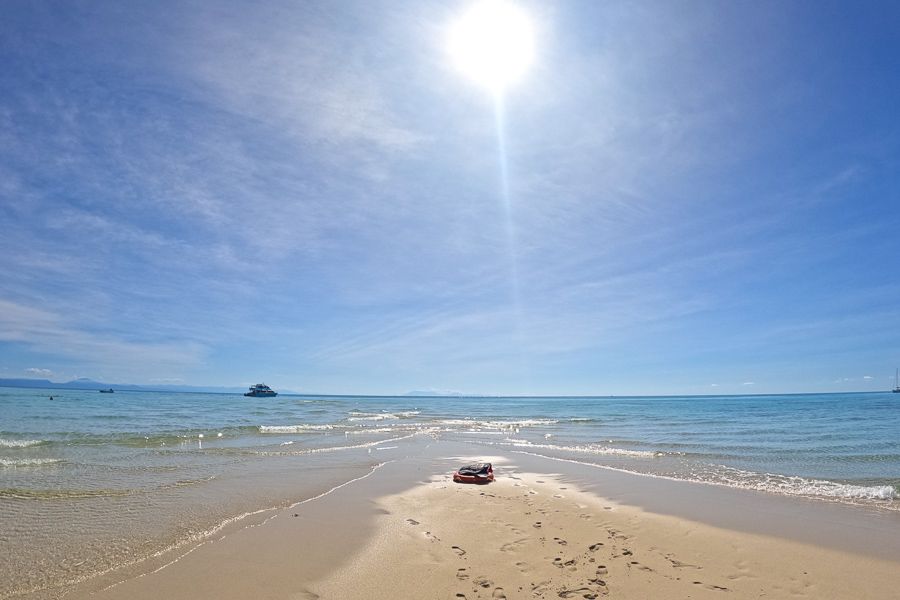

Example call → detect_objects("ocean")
1 387 898 598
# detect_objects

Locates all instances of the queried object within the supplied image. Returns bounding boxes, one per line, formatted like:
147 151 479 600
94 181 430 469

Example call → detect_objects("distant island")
0 378 292 395
403 389 472 397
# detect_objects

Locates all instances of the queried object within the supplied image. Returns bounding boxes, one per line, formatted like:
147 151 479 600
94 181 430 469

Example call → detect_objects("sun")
447 0 535 94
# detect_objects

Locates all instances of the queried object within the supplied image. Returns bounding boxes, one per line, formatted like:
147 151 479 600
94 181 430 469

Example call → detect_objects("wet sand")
61 439 900 600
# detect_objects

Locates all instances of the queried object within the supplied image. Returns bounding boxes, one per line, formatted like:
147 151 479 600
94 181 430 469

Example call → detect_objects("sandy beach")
57 440 899 600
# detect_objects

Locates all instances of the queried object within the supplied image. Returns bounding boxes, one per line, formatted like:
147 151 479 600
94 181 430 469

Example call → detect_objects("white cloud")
25 367 52 376
742 381 755 385
0 298 206 379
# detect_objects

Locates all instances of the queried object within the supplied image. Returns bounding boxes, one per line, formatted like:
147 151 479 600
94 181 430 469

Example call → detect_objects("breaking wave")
259 424 342 433
0 458 63 467
494 439 660 458
710 466 898 501
347 411 420 421
0 438 46 448
439 419 558 430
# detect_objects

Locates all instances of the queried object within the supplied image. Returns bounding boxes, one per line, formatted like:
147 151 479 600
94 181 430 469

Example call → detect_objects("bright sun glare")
448 0 535 93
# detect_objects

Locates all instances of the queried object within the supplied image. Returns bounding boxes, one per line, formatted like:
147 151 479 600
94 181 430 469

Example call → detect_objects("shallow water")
1 388 898 597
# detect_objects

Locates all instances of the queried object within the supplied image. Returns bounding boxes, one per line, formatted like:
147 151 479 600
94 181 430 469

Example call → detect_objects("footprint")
531 580 551 595
666 556 700 569
406 519 420 525
533 521 542 528
692 581 729 591
553 537 568 546
452 545 467 556
553 557 577 570
492 588 507 599
457 568 469 580
558 588 593 598
474 577 493 588
588 543 603 551
500 538 528 552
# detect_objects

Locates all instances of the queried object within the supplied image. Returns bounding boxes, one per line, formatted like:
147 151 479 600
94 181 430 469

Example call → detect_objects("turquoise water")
1 387 899 597
2 388 898 506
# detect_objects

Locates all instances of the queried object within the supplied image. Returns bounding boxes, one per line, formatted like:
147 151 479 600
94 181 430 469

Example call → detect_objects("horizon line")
0 381 891 399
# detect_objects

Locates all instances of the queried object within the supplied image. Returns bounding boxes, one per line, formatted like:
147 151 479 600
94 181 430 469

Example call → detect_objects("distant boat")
244 383 277 397
99 388 114 393
894 369 900 393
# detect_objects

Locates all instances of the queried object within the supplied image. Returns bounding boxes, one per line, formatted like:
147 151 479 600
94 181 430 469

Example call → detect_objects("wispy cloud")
182 2 426 160
1 1 898 393
0 299 206 380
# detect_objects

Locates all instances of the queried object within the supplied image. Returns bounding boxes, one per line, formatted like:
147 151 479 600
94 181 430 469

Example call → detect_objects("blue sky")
1 0 899 395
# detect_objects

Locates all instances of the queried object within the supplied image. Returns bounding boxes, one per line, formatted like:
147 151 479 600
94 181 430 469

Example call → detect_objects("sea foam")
714 466 899 501
498 439 660 458
0 458 62 467
0 438 45 448
259 424 338 433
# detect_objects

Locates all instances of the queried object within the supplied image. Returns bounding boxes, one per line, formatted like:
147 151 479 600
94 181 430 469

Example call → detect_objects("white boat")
893 369 900 393
244 383 277 397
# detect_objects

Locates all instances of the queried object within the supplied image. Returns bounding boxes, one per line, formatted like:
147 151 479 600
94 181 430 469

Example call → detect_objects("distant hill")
0 378 274 394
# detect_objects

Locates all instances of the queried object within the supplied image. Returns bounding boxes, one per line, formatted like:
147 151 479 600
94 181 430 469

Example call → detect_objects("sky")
1 0 899 396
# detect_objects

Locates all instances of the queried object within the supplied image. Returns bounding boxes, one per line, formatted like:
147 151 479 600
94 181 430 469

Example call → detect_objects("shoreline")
504 449 900 560
55 437 900 600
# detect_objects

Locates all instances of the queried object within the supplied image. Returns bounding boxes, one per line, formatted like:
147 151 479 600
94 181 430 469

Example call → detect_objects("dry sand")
315 465 898 600
62 449 899 600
